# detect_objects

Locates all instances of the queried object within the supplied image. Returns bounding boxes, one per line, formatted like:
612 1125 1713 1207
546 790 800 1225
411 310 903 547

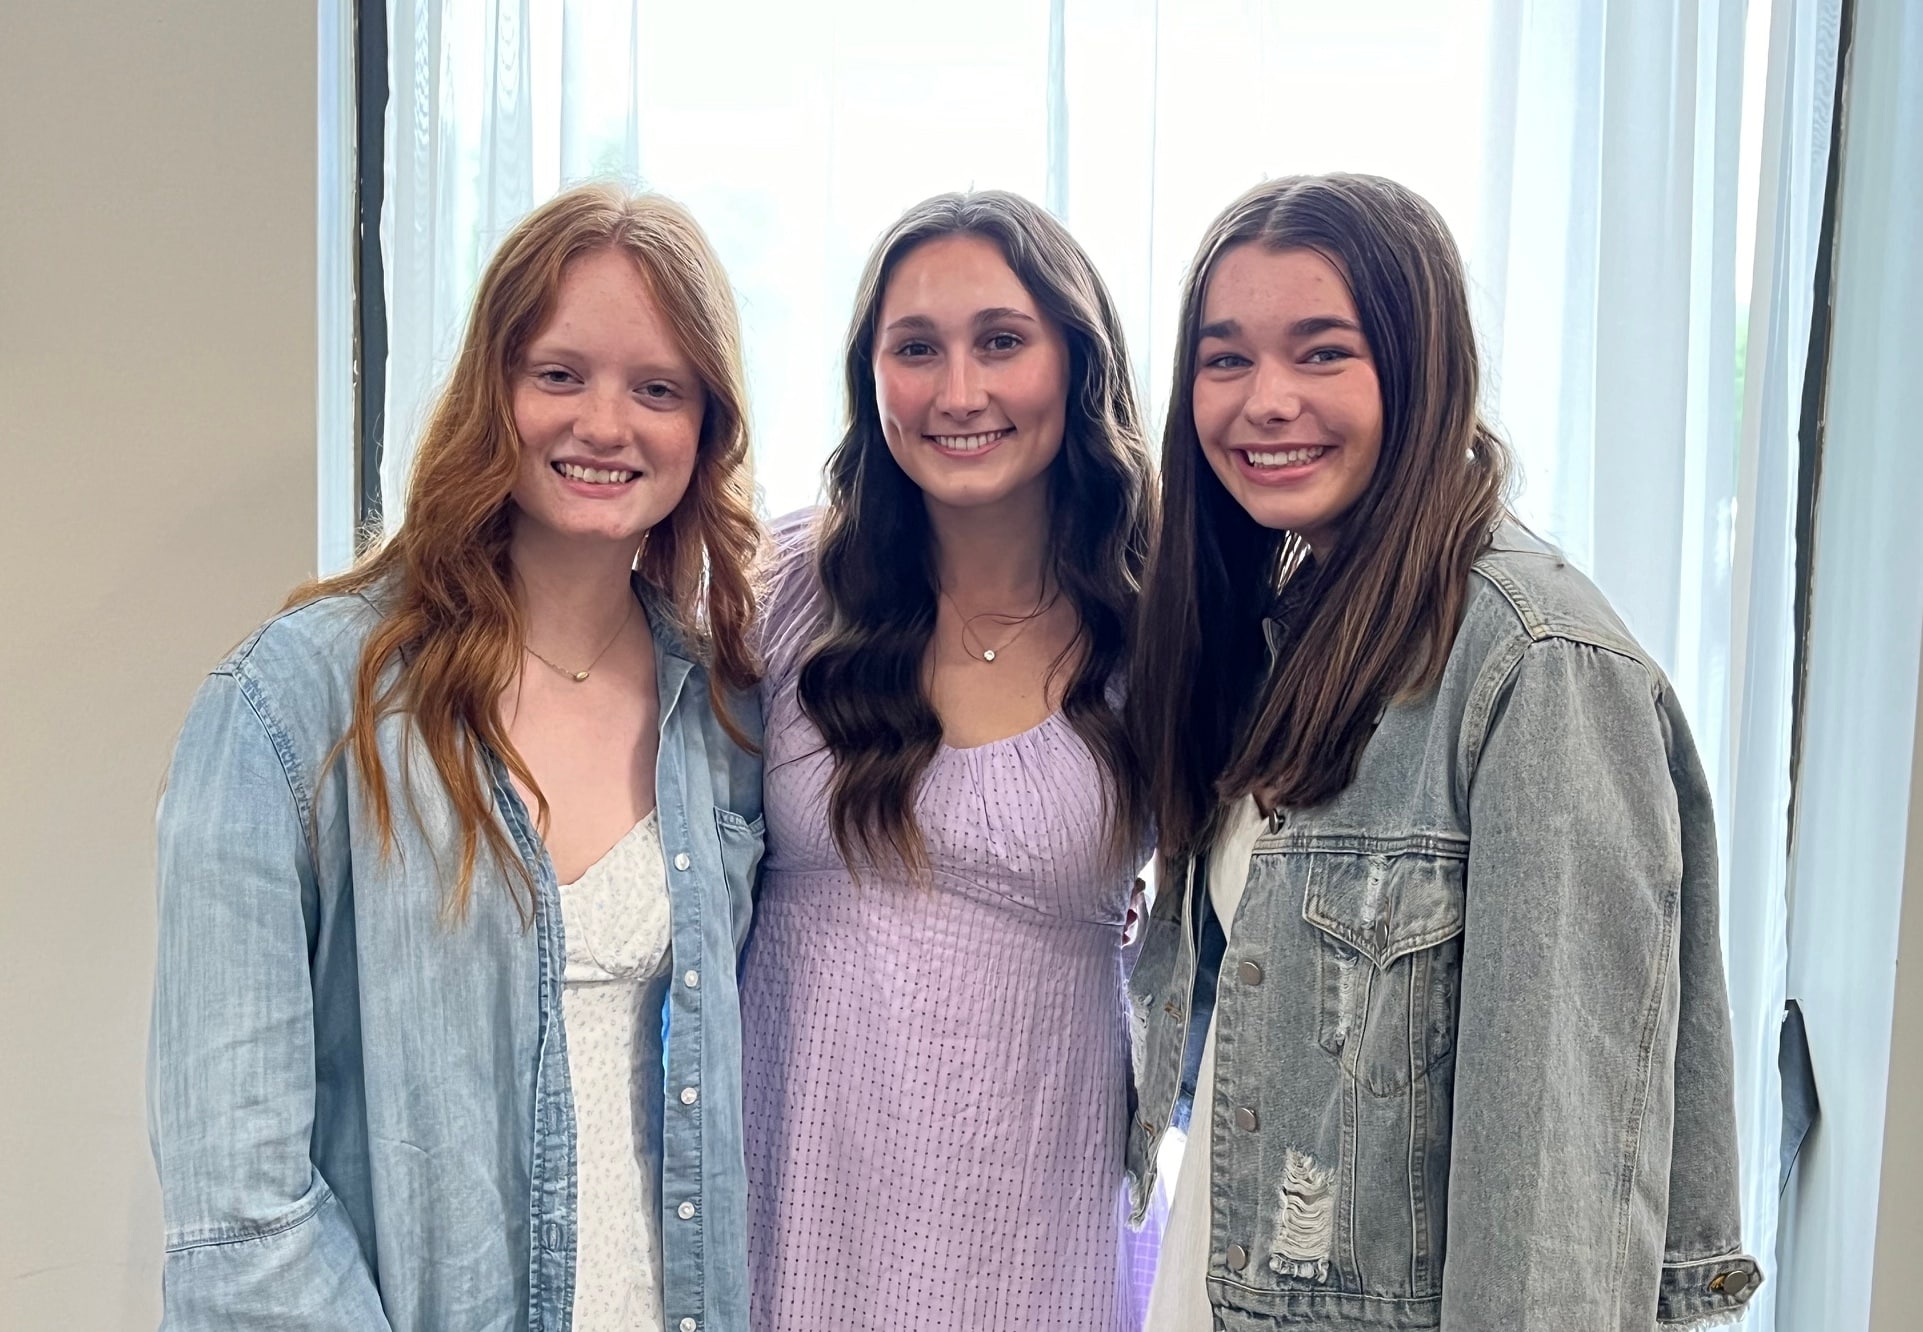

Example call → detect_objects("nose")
574 384 629 450
1242 359 1303 429
934 355 988 421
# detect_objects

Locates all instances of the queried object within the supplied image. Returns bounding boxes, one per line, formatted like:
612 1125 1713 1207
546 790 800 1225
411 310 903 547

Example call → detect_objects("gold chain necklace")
523 597 634 683
939 586 1057 664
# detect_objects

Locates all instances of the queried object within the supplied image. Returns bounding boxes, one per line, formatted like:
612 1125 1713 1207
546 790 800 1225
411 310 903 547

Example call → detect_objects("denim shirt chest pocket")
711 807 766 948
1299 838 1467 1097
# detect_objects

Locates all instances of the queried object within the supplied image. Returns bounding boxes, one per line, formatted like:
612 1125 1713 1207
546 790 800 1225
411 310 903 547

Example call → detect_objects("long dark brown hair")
1131 173 1512 859
291 183 761 918
797 191 1155 873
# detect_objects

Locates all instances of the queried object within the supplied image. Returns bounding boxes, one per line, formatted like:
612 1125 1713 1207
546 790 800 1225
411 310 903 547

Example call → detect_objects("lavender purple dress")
740 518 1154 1331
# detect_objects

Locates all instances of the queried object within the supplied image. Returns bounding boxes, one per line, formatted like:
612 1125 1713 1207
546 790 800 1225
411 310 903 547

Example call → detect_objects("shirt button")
677 1200 697 1221
680 1319 698 1332
1235 1106 1259 1132
1237 960 1264 986
680 1086 699 1105
684 969 700 989
674 852 691 872
1226 1243 1250 1271
1372 914 1391 954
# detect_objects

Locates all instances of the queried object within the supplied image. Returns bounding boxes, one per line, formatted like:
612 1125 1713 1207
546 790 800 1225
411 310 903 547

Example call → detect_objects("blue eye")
1306 347 1353 365
1202 352 1250 371
984 332 1023 353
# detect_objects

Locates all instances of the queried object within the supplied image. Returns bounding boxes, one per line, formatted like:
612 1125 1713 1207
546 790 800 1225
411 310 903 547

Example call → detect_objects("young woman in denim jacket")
148 185 765 1332
1128 174 1759 1330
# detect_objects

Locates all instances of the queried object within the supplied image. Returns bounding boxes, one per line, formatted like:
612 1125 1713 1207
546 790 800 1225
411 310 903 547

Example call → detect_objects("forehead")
532 247 684 354
1201 244 1357 323
879 232 1037 320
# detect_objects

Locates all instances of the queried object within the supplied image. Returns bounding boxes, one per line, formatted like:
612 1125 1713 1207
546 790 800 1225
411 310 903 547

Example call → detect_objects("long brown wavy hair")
1131 174 1512 859
293 183 761 919
797 191 1156 875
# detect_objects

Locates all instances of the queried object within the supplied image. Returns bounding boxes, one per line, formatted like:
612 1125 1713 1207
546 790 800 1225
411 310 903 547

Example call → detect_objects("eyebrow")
1197 315 1363 340
883 307 1041 335
522 344 692 377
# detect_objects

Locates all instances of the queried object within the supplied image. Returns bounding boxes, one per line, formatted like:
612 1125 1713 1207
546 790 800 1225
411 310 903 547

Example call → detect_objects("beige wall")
0 2 316 1325
1871 661 1923 1330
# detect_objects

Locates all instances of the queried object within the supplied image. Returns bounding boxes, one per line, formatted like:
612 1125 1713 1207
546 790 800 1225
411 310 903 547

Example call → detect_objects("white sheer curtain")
377 2 1855 1322
1774 1 1923 1326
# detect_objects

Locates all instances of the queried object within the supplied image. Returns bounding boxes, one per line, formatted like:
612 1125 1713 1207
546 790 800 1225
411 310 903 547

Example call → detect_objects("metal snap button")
1235 1106 1258 1132
1712 1269 1752 1297
1237 959 1264 986
1226 1243 1249 1271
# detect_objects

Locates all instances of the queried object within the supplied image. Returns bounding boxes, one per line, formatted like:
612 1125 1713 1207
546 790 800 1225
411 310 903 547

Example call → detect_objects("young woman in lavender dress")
739 191 1158 1331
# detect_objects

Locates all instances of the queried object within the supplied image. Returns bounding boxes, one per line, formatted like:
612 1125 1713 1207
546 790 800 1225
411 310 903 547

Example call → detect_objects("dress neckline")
557 807 659 891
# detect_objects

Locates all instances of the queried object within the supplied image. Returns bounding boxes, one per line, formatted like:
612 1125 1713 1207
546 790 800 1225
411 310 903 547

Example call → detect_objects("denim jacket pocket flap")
1301 844 1469 1097
1301 843 1468 970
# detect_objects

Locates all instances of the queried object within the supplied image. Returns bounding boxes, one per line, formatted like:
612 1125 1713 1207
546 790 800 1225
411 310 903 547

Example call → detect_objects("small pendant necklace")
940 585 1057 664
523 598 635 683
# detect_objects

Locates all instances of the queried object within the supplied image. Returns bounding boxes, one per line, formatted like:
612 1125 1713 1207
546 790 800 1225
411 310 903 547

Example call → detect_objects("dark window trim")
354 0 389 540
1787 0 1856 840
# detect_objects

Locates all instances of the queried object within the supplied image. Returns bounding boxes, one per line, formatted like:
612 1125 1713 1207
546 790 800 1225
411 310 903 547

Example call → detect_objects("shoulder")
1437 523 1674 766
1457 522 1656 680
766 507 825 594
756 507 829 685
207 589 387 754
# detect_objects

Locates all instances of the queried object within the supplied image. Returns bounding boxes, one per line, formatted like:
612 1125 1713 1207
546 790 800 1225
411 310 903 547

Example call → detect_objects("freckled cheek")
510 395 558 451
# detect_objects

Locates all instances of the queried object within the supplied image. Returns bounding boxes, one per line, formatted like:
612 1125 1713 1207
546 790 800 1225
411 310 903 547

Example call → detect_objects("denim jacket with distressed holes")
1127 525 1760 1330
148 579 763 1331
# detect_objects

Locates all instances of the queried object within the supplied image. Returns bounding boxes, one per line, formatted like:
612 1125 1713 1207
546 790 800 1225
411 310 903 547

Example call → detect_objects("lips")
1228 442 1336 487
553 460 639 485
925 428 1012 455
1237 444 1332 469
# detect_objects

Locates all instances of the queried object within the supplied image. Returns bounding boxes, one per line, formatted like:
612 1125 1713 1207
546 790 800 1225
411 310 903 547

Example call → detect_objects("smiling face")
508 246 705 552
1192 243 1384 555
871 232 1071 516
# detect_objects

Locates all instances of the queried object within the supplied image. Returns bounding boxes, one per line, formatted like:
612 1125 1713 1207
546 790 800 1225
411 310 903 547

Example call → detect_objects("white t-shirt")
557 810 673 1332
1144 794 1268 1330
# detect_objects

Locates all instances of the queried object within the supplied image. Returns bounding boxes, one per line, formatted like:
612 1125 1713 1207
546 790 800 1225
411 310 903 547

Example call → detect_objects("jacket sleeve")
148 669 391 1330
1439 636 1685 1331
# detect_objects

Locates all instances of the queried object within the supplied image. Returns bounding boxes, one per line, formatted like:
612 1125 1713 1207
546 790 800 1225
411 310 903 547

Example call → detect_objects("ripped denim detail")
1269 1148 1336 1281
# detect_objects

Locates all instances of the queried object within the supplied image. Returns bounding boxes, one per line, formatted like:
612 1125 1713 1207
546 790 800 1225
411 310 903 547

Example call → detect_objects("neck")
508 517 641 656
927 482 1053 606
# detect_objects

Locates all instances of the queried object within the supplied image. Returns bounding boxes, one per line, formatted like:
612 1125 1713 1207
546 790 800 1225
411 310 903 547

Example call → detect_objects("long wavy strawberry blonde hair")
293 183 761 919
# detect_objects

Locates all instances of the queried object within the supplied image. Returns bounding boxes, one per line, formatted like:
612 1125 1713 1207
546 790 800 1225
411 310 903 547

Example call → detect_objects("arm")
1440 637 1684 1331
148 670 391 1330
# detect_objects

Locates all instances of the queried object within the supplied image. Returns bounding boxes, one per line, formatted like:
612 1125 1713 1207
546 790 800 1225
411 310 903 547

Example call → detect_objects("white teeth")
1243 445 1330 468
930 429 1010 453
556 462 637 484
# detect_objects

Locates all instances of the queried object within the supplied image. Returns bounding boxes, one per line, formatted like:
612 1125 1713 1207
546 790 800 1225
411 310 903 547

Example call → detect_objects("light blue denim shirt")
148 579 764 1331
1128 525 1760 1331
